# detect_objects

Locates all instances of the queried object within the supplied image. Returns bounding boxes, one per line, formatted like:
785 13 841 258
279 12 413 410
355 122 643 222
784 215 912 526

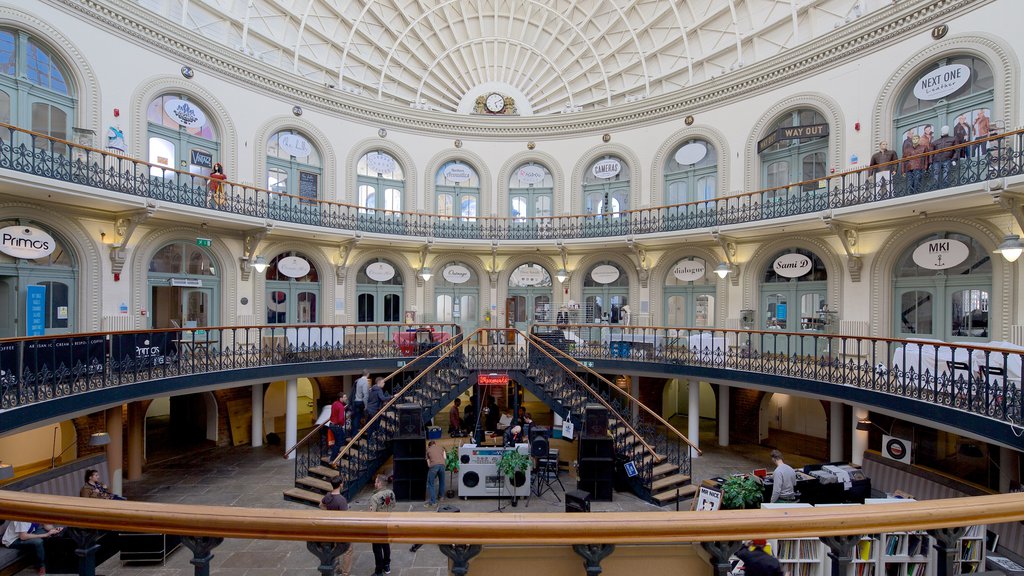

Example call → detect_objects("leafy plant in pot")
444 446 460 499
496 449 531 492
721 475 763 510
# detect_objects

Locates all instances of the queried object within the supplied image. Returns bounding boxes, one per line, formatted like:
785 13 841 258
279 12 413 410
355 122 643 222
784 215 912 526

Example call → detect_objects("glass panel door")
183 288 212 327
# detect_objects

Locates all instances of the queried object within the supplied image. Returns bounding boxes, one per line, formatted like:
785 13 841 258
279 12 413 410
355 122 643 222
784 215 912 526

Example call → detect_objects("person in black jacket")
735 540 783 576
365 377 392 436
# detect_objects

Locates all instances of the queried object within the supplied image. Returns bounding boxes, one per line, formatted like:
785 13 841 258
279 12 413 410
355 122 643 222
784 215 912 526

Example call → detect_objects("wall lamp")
418 266 433 282
251 255 269 274
714 262 732 279
994 234 1022 262
89 432 111 446
556 268 569 283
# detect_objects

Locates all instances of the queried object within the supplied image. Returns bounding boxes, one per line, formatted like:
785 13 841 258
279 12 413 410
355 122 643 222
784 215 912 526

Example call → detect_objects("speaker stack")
392 403 426 501
577 404 613 501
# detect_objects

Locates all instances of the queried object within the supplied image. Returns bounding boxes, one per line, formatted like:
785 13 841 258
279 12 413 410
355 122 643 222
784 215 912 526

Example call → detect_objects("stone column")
688 381 700 457
718 384 730 446
105 405 124 494
285 379 298 459
830 401 844 462
126 402 145 481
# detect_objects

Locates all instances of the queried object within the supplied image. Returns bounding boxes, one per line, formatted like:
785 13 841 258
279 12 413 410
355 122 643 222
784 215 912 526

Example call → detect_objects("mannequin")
208 162 228 207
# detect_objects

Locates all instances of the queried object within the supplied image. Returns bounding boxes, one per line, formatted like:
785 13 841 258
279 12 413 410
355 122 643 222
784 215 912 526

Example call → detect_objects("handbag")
561 413 574 440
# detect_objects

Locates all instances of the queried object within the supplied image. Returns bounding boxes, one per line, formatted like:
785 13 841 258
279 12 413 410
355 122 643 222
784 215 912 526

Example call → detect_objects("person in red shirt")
448 397 464 436
328 392 348 464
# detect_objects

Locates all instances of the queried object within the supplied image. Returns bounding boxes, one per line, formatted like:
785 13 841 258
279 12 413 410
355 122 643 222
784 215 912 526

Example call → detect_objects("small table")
174 336 219 359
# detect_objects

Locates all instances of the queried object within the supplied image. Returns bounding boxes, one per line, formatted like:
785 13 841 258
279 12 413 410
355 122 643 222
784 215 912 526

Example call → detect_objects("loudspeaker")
393 438 426 459
579 437 613 459
577 479 613 501
396 403 424 437
393 456 426 501
530 431 550 458
583 404 608 438
579 458 614 481
565 489 591 513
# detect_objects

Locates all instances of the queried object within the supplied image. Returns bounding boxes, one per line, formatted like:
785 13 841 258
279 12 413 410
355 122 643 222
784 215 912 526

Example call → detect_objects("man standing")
366 377 392 419
327 392 347 464
930 126 957 188
352 369 369 434
736 539 783 576
869 141 899 195
903 134 930 194
319 476 354 576
369 474 395 576
973 109 991 156
424 440 446 507
769 449 798 504
954 114 971 159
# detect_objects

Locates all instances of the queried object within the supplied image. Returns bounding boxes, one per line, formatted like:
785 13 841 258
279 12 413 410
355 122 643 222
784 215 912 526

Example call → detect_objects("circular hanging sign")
0 226 56 259
365 261 396 282
278 133 312 158
366 152 396 174
672 258 706 281
442 163 473 183
913 64 971 101
590 264 620 284
772 253 813 278
591 158 621 179
443 264 472 284
516 165 547 186
912 238 969 270
163 99 207 128
512 265 545 286
277 256 311 278
674 142 708 165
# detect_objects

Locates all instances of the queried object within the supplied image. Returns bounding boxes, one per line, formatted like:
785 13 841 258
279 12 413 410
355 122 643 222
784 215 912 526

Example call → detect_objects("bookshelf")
853 536 877 576
880 532 931 576
773 537 825 576
955 525 985 575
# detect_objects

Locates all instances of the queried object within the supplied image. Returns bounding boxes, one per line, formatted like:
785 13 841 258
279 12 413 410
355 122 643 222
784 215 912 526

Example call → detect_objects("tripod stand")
531 448 564 503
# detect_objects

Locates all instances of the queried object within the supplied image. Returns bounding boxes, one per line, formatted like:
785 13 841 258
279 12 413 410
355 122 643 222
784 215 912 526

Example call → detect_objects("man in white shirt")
3 521 62 575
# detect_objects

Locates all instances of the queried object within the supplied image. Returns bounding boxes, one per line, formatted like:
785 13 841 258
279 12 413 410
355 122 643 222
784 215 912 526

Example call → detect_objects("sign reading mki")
912 239 969 269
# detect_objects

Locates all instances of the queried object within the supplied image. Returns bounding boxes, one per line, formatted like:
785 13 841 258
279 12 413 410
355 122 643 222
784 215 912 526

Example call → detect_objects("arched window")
582 261 629 324
583 156 630 217
267 130 322 202
265 252 319 324
356 259 403 323
147 94 219 179
0 30 74 153
759 109 828 194
435 262 479 334
894 56 995 159
665 140 717 206
507 263 553 329
665 257 715 327
893 233 991 341
0 221 76 336
760 248 828 332
357 151 404 214
436 161 479 220
509 163 553 221
148 242 220 329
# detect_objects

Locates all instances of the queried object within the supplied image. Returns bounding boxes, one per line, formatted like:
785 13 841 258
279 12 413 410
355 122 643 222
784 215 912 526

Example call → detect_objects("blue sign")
776 303 787 321
26 285 46 336
624 461 638 478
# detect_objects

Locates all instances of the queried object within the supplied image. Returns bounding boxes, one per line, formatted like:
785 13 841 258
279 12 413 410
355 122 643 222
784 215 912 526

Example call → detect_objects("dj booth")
761 463 870 504
457 444 532 498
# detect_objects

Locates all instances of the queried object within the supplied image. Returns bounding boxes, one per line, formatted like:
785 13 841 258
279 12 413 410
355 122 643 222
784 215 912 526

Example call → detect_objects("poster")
694 485 722 511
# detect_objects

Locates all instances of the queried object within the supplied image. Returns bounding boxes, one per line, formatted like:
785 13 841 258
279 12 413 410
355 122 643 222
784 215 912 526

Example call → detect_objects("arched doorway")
263 378 320 436
435 262 479 334
583 261 629 324
265 252 320 324
0 221 77 337
507 263 553 331
148 241 220 329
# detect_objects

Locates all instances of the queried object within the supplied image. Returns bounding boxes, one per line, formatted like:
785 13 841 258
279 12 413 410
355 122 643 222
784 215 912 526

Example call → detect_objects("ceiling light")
89 432 111 447
556 269 568 283
994 234 1023 262
714 262 731 279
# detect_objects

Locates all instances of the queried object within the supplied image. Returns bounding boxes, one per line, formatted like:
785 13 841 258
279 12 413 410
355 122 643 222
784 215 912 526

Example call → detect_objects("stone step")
296 476 333 494
652 462 679 477
651 472 691 492
308 465 338 479
652 483 698 505
283 487 323 506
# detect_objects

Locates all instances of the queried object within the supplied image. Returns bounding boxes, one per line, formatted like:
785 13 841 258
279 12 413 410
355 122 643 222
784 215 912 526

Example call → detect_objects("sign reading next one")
0 226 56 259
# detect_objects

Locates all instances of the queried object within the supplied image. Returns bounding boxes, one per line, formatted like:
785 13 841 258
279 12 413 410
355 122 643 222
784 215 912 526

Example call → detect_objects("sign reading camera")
0 226 56 259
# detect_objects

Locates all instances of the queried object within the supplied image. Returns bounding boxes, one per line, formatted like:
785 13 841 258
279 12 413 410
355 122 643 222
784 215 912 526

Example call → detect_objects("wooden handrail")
0 490 1021 544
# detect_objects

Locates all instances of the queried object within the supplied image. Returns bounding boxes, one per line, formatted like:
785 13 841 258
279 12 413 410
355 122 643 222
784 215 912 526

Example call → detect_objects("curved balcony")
2 123 1021 242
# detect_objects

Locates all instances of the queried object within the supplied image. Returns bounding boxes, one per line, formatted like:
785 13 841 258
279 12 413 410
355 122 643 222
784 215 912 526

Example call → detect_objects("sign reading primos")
912 238 969 270
757 123 829 153
0 226 56 259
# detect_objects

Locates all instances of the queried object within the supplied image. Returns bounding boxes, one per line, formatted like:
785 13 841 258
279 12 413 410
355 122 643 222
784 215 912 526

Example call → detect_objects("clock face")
485 93 505 113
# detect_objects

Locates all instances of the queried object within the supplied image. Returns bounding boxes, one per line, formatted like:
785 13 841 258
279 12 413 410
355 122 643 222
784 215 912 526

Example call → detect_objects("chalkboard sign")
299 171 318 204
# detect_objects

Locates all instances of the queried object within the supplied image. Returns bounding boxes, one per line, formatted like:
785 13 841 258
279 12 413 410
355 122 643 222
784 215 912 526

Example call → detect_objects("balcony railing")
2 122 1020 240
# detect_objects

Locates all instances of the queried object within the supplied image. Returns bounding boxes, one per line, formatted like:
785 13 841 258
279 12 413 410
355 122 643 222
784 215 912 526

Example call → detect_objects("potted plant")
721 475 763 509
496 449 531 489
444 446 459 499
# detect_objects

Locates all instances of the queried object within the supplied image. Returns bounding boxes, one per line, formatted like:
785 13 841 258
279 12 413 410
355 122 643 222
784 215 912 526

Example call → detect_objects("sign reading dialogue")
365 261 396 282
913 64 971 101
912 238 969 270
442 264 471 284
772 253 813 278
672 259 706 281
277 256 311 278
0 226 56 259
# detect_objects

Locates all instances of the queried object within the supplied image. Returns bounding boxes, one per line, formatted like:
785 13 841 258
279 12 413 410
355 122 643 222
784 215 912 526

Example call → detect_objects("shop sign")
442 163 473 182
443 264 471 284
912 238 969 269
758 123 829 153
478 373 509 386
672 258 706 281
674 142 708 165
512 265 545 286
913 64 971 101
366 261 396 282
591 158 621 179
516 164 547 185
190 149 213 169
163 99 207 128
278 133 312 158
278 256 311 278
590 264 620 284
0 226 56 259
170 278 203 287
772 253 812 278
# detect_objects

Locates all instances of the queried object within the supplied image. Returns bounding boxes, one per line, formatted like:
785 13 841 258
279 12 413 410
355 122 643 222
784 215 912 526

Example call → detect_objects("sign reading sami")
278 256 312 278
365 261 396 282
912 238 969 270
772 253 813 278
913 64 971 101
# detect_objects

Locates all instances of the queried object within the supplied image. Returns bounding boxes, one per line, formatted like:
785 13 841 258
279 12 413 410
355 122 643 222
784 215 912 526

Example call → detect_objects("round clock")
485 92 506 113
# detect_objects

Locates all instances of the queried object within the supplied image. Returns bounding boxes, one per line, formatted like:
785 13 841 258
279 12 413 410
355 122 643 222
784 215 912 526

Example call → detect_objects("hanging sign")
516 165 547 186
772 253 813 278
366 261 396 282
672 258 706 281
0 226 56 259
366 152 396 174
442 163 473 183
674 142 708 165
478 373 509 386
590 264 620 284
512 265 545 286
913 64 971 101
443 264 471 284
163 99 207 128
758 123 829 153
278 256 311 278
912 238 969 270
278 133 312 158
591 158 621 179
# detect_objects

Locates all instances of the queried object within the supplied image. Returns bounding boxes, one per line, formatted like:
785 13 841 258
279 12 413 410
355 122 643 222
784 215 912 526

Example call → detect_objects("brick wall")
730 388 765 444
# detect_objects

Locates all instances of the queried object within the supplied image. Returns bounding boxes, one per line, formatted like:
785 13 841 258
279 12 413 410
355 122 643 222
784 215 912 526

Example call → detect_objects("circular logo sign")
0 226 56 259
516 165 547 186
772 253 813 278
366 152 396 174
912 238 969 270
672 258 706 281
512 265 545 286
674 142 708 165
913 64 971 101
591 159 621 179
590 264 620 284
277 256 311 278
442 264 471 284
163 99 207 128
442 163 473 183
885 438 906 460
278 133 312 158
365 261 395 282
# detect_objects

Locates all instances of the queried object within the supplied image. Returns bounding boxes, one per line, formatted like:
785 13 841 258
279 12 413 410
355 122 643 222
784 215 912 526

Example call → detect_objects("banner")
111 331 178 371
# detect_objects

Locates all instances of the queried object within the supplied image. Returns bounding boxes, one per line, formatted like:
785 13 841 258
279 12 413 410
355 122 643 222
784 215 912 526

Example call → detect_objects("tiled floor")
19 430 803 576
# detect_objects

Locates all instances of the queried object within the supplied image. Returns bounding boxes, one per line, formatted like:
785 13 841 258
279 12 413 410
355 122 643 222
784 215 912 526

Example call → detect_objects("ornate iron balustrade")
1 122 1021 240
